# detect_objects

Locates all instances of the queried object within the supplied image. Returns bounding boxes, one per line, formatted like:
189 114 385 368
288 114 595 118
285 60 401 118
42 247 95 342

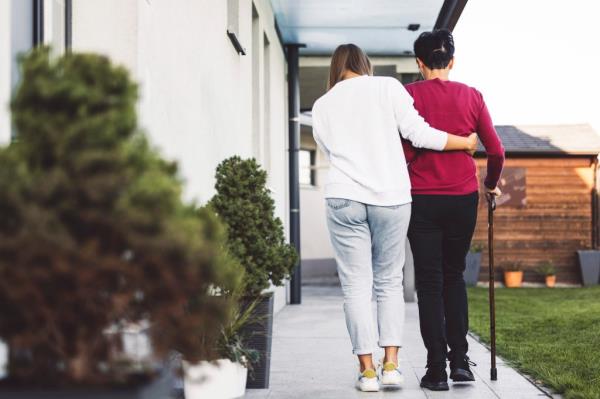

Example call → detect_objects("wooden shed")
473 124 600 284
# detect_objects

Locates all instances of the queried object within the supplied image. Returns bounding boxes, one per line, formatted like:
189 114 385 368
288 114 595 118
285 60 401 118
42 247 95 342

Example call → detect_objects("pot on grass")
184 359 247 399
241 293 274 389
503 261 523 288
464 252 482 286
464 242 483 286
577 250 600 286
536 260 557 288
504 271 523 288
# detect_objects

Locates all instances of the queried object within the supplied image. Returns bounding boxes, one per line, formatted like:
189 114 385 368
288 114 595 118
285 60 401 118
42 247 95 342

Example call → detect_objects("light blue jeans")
326 198 410 355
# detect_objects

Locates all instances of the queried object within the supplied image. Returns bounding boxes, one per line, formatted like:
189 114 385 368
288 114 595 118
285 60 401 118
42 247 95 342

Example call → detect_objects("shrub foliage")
0 48 240 386
210 156 297 298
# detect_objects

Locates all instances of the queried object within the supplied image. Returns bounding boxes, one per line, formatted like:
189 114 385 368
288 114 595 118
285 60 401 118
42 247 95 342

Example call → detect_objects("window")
299 149 316 186
45 0 67 53
400 73 421 85
34 0 71 52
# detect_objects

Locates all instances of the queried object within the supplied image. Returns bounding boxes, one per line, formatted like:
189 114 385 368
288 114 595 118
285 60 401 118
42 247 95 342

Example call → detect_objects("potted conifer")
464 242 484 286
536 261 557 287
210 156 298 389
0 48 240 397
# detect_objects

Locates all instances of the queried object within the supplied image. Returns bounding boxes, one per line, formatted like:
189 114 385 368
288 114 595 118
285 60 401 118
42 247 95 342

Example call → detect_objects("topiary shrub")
210 156 298 298
0 48 241 387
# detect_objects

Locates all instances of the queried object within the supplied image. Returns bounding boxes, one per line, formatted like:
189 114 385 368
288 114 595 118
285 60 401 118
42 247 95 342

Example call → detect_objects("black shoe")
420 368 449 391
450 355 476 382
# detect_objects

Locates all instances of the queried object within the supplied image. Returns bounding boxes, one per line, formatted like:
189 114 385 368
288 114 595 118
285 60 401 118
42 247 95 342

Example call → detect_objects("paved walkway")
245 286 549 399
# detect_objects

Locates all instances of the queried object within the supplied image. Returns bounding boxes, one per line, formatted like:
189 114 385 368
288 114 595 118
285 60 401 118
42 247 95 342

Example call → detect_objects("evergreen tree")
210 156 298 298
0 48 240 386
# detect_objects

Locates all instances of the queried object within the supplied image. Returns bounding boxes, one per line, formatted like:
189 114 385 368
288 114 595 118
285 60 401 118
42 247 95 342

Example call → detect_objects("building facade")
0 0 291 311
2 0 471 304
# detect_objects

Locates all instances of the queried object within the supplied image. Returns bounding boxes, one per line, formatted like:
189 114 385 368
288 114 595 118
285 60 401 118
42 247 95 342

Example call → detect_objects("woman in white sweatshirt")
311 43 477 392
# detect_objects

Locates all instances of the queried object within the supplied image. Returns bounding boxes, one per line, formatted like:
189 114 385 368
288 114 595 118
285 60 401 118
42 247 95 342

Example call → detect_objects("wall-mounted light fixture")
227 30 246 55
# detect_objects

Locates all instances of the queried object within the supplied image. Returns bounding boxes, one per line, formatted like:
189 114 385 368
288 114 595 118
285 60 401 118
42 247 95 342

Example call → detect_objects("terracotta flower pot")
504 271 523 288
545 275 556 287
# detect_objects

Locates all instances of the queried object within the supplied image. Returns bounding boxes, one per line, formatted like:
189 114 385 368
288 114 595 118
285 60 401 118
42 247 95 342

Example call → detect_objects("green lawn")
468 287 600 399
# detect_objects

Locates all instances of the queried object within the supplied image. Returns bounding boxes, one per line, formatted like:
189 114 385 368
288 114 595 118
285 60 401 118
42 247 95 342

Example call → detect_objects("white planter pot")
184 359 248 399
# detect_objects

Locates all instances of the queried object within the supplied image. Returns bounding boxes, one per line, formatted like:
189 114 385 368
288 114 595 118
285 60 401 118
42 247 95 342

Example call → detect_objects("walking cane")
487 193 498 381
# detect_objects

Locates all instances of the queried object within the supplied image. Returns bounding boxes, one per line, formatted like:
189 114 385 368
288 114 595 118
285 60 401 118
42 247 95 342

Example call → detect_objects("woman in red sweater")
402 29 505 391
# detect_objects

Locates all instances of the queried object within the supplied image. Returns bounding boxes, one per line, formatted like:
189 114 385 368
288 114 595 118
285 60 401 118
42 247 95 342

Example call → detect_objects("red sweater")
403 78 505 195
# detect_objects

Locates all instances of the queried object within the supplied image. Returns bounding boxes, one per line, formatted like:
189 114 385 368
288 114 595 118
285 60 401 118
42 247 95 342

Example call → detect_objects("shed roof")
477 125 600 156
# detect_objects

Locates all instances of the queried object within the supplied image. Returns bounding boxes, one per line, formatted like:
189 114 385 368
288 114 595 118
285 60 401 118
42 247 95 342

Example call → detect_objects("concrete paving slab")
244 286 547 399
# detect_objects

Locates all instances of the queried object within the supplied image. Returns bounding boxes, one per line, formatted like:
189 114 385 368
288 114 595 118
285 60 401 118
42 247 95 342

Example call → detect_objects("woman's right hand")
486 186 502 197
466 133 478 155
443 132 479 152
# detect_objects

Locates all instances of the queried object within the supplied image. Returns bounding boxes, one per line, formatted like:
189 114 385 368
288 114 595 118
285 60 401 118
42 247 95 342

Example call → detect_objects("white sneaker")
356 369 380 392
380 361 405 386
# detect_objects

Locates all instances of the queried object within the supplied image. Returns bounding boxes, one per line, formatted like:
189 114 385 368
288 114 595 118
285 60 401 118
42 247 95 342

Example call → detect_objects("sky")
451 0 600 133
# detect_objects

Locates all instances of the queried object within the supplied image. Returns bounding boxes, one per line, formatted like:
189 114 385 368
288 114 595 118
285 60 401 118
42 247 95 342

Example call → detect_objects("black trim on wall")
32 0 44 46
286 44 305 305
434 0 469 31
227 30 246 55
65 0 72 50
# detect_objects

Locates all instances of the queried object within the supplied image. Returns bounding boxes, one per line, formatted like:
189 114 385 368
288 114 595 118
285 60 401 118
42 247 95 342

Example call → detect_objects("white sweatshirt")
311 75 448 206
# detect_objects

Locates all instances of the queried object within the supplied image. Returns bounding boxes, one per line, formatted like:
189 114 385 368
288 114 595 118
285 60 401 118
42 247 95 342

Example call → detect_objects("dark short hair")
413 29 455 69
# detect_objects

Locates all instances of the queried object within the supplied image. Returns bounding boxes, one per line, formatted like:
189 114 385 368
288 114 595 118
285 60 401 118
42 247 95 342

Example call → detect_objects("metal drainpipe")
65 0 72 51
286 44 304 305
32 0 44 47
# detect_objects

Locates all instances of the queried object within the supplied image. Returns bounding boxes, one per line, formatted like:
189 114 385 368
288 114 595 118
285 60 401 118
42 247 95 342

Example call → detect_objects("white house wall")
0 0 33 145
71 0 290 311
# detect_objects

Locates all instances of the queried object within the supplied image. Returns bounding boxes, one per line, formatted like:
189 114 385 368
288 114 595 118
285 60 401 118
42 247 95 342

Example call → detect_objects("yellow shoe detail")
383 362 397 372
362 369 377 379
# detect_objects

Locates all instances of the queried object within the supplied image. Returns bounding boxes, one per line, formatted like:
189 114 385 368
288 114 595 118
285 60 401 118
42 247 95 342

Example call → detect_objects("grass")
468 287 600 399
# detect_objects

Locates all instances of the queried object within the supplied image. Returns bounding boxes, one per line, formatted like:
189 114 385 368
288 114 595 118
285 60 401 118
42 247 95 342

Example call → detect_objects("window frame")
299 148 317 187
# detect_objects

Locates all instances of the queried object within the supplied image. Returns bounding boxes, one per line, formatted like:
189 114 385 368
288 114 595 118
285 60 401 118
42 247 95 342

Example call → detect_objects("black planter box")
0 370 174 399
577 250 600 286
242 293 274 389
464 252 482 286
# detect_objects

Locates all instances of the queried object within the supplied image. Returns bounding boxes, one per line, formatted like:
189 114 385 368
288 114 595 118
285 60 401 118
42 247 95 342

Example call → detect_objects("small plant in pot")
536 261 557 288
464 242 484 286
503 262 524 288
0 48 240 398
210 156 298 389
184 293 260 399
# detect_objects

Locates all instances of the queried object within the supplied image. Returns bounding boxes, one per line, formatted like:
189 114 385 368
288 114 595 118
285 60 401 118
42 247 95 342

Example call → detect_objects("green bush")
536 260 556 277
210 156 298 298
0 48 241 386
502 261 523 272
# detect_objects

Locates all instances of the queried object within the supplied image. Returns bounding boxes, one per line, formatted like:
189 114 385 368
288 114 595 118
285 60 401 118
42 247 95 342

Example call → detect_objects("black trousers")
408 192 479 368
